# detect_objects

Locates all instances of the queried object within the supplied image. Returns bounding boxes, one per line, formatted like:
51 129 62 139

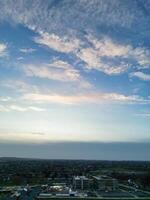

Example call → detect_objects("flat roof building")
92 176 118 191
73 176 92 190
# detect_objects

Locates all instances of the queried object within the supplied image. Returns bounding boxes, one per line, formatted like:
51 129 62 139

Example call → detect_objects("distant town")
0 158 150 200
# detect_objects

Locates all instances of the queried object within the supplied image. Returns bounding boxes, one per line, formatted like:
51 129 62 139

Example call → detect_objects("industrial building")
73 176 92 190
92 176 118 191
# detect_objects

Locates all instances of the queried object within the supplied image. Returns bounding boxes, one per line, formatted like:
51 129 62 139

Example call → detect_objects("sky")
0 0 150 160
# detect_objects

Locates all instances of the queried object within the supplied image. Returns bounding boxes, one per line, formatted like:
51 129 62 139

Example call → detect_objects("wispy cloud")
0 43 7 57
34 32 150 75
130 71 150 81
1 1 149 76
20 48 36 53
17 56 24 60
0 132 49 143
1 80 40 93
24 61 80 82
0 104 45 112
34 32 80 53
34 32 131 75
77 46 129 75
77 35 150 75
0 105 9 112
23 59 91 89
0 96 11 102
0 0 146 35
22 92 150 105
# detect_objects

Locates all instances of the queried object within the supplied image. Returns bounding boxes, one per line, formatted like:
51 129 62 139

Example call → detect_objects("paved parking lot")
2 185 150 200
4 186 41 200
97 190 133 198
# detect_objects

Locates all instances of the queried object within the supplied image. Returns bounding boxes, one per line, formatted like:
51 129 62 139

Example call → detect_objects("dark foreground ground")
0 158 150 200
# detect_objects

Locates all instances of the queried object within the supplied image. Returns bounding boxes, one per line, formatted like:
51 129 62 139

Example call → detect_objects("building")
92 176 118 191
73 176 92 190
39 183 77 198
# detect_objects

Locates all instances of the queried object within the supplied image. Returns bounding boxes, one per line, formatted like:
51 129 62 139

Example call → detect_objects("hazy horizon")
0 141 150 161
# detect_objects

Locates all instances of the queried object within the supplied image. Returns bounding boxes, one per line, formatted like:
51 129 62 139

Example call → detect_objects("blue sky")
0 0 150 158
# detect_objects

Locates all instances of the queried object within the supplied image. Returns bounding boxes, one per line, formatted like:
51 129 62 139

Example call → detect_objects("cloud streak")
24 60 80 82
0 43 7 57
22 92 150 105
0 104 45 112
34 32 80 53
20 48 36 53
23 59 92 89
130 71 150 81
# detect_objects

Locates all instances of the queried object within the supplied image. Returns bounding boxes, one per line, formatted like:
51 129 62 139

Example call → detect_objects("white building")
73 176 91 190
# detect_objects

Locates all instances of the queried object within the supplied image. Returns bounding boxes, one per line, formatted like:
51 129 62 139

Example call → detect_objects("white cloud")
17 57 24 60
34 32 150 76
1 80 39 93
130 71 150 81
9 105 29 112
0 132 49 143
28 106 45 111
0 0 146 76
0 104 45 112
0 0 145 36
0 0 149 104
33 32 132 75
132 48 150 68
0 105 9 112
0 96 11 102
0 43 7 57
23 59 92 89
77 47 129 75
48 60 74 70
24 62 80 82
86 35 131 57
22 92 149 105
20 48 36 53
34 32 80 53
77 35 150 74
